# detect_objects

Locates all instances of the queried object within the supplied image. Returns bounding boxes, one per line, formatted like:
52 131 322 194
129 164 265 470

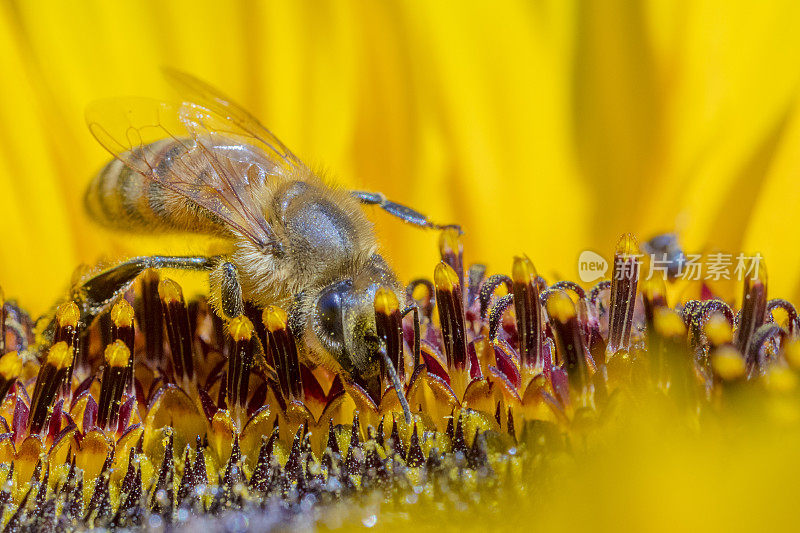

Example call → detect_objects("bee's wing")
86 97 279 251
163 68 306 173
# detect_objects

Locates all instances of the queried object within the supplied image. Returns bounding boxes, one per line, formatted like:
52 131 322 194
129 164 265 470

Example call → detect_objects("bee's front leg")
210 261 244 320
352 190 462 233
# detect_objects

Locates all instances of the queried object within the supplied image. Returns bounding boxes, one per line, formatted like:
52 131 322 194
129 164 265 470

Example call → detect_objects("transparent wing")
86 97 279 251
163 68 306 174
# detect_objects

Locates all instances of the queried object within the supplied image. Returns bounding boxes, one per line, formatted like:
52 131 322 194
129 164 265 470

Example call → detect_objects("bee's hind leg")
352 190 462 233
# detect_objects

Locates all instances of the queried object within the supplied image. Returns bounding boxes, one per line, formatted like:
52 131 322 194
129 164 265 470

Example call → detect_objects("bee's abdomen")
84 140 221 235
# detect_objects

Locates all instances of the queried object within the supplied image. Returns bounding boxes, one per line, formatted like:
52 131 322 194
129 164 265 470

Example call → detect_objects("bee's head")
307 255 402 401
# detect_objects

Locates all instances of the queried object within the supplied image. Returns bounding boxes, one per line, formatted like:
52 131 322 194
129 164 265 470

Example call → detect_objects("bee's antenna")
379 347 412 425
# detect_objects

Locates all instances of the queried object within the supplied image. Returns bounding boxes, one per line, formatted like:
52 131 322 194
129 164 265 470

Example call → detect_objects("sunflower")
2 1 800 531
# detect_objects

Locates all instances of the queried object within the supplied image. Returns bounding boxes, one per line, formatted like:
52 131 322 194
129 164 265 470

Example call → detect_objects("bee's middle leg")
210 261 274 378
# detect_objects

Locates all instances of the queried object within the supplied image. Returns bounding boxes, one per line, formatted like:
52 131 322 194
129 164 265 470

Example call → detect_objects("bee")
641 233 687 281
76 70 458 417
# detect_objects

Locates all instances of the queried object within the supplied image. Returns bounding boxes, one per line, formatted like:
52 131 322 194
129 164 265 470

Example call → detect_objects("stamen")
767 299 800 336
374 288 404 382
711 346 747 383
703 313 734 352
546 290 589 398
651 308 689 392
406 279 435 320
374 288 412 423
511 256 543 369
479 274 512 321
54 302 80 395
434 262 468 371
262 306 303 401
733 257 767 357
28 342 73 434
110 300 135 394
158 278 194 381
54 301 80 346
606 234 641 358
226 315 255 421
401 305 421 369
138 269 164 362
97 340 130 431
747 323 784 374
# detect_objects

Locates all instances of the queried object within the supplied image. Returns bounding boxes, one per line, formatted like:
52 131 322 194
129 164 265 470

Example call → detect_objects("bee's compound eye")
315 280 351 351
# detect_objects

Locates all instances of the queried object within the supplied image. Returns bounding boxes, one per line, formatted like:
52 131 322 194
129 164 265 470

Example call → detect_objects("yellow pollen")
229 315 254 341
262 306 288 333
158 278 184 304
546 290 575 323
374 287 399 315
654 308 686 338
56 301 80 328
704 314 733 346
511 255 537 285
434 262 460 292
47 341 73 370
111 299 135 328
711 347 746 381
0 352 21 380
104 339 131 367
411 284 431 302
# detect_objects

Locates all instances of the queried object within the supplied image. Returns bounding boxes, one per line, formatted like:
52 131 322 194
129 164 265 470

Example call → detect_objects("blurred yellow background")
2 0 800 316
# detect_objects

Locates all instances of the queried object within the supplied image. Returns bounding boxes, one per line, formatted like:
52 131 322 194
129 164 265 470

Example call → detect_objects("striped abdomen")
85 139 232 236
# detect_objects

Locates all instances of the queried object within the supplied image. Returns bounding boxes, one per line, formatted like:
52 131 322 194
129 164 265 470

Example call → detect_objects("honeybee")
77 70 458 411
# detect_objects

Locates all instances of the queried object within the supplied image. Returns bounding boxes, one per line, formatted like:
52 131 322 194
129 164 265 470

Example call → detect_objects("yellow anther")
654 308 686 338
111 299 135 328
411 283 431 301
0 352 22 380
104 339 131 367
704 314 733 346
512 255 537 286
546 290 575 323
158 278 184 304
262 306 289 333
47 341 74 370
434 262 460 292
56 302 80 328
711 347 746 381
374 287 399 315
229 315 254 342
